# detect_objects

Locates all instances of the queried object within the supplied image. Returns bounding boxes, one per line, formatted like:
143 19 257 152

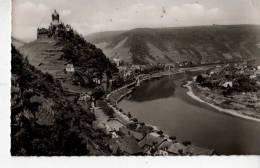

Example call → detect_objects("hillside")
11 46 111 156
87 25 260 65
11 37 26 48
87 30 125 44
20 23 117 92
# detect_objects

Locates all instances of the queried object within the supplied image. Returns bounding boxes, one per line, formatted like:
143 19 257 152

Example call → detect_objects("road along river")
119 72 260 155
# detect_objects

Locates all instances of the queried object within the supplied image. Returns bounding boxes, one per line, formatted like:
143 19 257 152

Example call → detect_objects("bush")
92 86 105 99
128 123 137 129
196 75 205 84
169 136 176 140
157 130 164 135
132 118 138 122
139 122 145 126
127 112 132 118
182 141 191 146
178 149 183 155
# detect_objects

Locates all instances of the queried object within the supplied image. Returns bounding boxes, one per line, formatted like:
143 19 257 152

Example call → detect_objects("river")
119 72 260 155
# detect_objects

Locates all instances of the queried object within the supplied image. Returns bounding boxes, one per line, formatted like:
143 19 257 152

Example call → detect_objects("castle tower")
51 10 60 26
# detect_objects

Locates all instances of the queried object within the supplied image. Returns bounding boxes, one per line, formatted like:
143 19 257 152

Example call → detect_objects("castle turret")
37 10 64 39
51 10 60 26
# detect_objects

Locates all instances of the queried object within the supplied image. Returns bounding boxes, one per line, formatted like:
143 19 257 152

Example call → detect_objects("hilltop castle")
37 10 72 40
51 10 60 26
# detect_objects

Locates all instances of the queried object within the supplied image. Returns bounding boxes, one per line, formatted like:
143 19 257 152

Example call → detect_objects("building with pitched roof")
138 132 167 148
109 136 143 155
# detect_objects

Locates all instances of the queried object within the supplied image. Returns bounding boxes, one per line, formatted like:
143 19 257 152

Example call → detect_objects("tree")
182 141 191 146
132 118 138 122
196 74 205 84
127 112 132 118
92 86 105 99
139 122 145 126
169 136 176 140
157 130 164 135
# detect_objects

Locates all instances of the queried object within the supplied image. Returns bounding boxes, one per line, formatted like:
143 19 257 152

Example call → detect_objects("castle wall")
36 11 64 40
37 32 49 40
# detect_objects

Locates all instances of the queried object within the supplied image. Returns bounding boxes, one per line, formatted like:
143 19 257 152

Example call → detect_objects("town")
191 63 260 120
11 5 260 156
12 10 217 156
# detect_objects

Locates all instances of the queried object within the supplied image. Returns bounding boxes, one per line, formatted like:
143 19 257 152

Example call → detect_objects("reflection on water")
129 76 176 102
119 74 260 155
128 72 198 102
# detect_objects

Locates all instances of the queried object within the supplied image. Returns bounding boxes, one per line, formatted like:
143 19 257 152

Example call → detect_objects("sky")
12 0 260 41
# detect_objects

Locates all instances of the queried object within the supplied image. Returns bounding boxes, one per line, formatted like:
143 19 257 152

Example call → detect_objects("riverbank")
184 81 260 122
107 71 175 105
102 71 215 155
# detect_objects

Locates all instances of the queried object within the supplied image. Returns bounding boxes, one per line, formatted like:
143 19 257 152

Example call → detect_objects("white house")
209 71 215 76
111 131 119 139
155 149 169 156
256 43 260 49
66 64 75 72
113 58 121 67
92 78 101 85
250 74 257 79
222 81 233 88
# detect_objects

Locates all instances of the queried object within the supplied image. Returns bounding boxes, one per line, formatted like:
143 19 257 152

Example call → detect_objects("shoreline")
104 71 215 155
184 81 260 123
106 71 176 104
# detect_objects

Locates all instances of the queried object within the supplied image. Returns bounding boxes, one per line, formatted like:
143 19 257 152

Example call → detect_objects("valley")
11 8 260 156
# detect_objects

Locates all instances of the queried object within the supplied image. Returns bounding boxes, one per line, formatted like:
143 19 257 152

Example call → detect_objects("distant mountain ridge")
86 25 260 65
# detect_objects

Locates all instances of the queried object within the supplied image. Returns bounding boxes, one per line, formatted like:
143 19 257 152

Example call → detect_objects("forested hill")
87 25 260 65
11 46 111 155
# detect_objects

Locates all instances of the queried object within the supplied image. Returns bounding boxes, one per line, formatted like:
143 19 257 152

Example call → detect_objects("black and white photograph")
9 0 260 157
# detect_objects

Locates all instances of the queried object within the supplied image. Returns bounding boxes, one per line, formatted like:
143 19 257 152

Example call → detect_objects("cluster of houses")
196 63 260 89
177 61 194 67
112 58 175 82
113 56 198 70
112 58 192 71
65 63 75 73
101 88 215 156
106 118 214 155
64 62 114 90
